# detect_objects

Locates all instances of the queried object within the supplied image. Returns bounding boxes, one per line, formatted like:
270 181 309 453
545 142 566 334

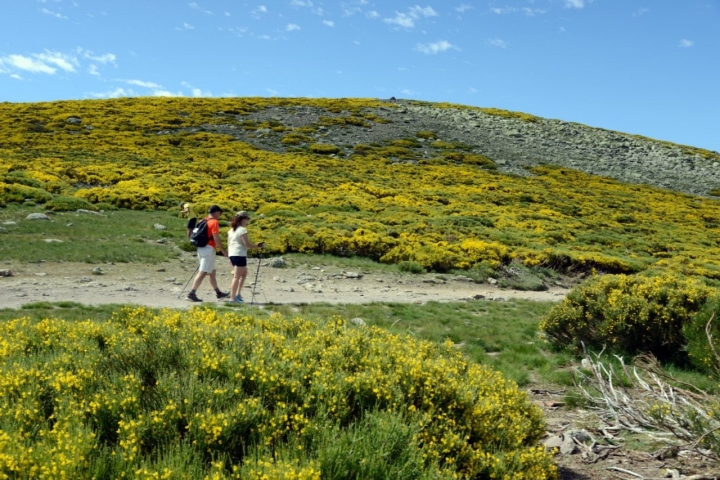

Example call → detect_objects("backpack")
189 218 209 247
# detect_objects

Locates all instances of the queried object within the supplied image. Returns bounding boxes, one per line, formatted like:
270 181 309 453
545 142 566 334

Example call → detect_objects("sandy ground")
0 252 568 309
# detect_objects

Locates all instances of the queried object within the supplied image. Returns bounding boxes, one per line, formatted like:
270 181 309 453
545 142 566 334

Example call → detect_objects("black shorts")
229 256 247 267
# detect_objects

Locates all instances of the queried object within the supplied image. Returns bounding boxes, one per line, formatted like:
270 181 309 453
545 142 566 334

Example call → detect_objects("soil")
0 252 568 309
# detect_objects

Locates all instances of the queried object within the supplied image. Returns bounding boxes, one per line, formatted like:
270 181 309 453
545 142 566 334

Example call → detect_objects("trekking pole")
250 247 264 305
177 266 199 299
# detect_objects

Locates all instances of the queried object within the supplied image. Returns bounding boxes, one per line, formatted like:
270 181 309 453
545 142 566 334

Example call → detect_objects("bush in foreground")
0 307 556 479
539 272 715 359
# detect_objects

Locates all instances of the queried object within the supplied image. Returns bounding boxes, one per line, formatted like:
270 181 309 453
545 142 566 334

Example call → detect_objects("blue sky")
1 0 718 152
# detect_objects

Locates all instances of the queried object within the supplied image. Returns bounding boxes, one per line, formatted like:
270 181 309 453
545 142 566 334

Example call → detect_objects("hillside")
2 97 720 278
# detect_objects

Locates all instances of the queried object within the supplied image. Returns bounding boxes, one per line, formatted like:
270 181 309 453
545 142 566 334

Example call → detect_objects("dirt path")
0 253 568 309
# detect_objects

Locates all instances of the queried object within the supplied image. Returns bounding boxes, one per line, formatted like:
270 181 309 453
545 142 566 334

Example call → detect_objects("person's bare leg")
190 271 207 291
208 270 219 290
237 266 248 297
230 266 241 300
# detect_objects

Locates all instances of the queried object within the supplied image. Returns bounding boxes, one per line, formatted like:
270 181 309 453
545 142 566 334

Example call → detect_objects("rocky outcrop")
157 101 720 197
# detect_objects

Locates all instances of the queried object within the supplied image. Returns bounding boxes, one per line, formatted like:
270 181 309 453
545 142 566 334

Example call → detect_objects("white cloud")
523 8 546 16
3 54 57 74
487 38 508 48
11 74 23 80
40 8 68 19
455 4 473 13
367 10 379 18
410 5 437 17
290 0 313 6
469 87 477 93
181 81 212 97
124 79 162 88
252 5 268 17
152 90 184 97
416 40 456 54
564 0 586 8
384 5 438 29
224 11 231 16
34 51 77 72
89 87 131 99
78 49 116 64
88 64 99 76
189 2 213 14
679 39 694 48
400 88 415 96
384 12 416 28
266 88 279 95
632 8 649 17
286 23 300 31
177 22 195 30
491 7 516 14
322 20 335 27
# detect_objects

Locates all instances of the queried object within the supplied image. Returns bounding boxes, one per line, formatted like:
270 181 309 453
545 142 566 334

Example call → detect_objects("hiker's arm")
241 233 264 249
213 233 227 256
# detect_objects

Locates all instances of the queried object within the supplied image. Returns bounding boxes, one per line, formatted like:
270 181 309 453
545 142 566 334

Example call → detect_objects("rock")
156 238 167 244
0 269 13 277
35 272 47 277
164 277 177 283
581 358 592 370
311 266 321 270
66 116 82 125
542 435 564 450
26 213 50 221
121 285 138 291
453 275 475 282
488 277 498 285
154 224 168 230
2 221 17 226
472 294 486 300
350 317 366 327
43 238 63 243
157 267 166 272
0 227 7 233
92 267 104 275
66 223 74 227
344 271 362 279
267 257 286 268
568 429 593 444
78 276 92 283
77 209 102 215
296 274 316 284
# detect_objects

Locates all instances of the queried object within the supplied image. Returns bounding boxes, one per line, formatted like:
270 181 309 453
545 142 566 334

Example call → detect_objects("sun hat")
208 205 223 214
235 210 250 219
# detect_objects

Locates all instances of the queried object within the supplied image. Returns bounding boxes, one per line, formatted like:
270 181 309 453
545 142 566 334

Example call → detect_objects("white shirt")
227 226 248 257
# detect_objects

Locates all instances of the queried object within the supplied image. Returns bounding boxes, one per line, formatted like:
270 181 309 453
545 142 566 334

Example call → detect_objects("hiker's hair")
231 213 248 231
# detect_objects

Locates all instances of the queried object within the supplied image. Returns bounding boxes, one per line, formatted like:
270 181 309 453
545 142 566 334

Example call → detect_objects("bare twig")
606 466 643 478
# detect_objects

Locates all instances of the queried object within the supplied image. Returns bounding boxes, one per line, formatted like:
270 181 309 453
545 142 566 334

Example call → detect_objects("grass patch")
0 205 187 263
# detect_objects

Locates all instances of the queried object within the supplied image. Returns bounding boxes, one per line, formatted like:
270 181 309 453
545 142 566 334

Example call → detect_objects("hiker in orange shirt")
187 205 230 302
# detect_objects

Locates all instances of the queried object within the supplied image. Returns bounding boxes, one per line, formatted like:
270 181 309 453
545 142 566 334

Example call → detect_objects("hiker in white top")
227 211 264 303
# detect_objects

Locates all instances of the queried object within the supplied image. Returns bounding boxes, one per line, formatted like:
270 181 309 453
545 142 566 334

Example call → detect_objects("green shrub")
309 144 341 155
281 133 311 145
45 195 95 212
430 140 457 149
0 182 53 204
684 296 720 372
540 272 716 358
416 131 437 139
398 260 425 274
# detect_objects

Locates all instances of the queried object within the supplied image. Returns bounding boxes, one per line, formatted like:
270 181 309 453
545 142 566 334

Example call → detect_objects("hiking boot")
187 292 202 302
216 291 230 299
234 295 244 303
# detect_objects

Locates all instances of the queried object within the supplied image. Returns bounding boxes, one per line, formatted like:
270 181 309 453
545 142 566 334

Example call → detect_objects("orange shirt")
206 217 220 248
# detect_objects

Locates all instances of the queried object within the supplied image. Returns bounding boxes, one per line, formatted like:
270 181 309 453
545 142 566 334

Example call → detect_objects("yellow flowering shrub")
2 97 720 276
0 307 557 479
539 272 716 358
